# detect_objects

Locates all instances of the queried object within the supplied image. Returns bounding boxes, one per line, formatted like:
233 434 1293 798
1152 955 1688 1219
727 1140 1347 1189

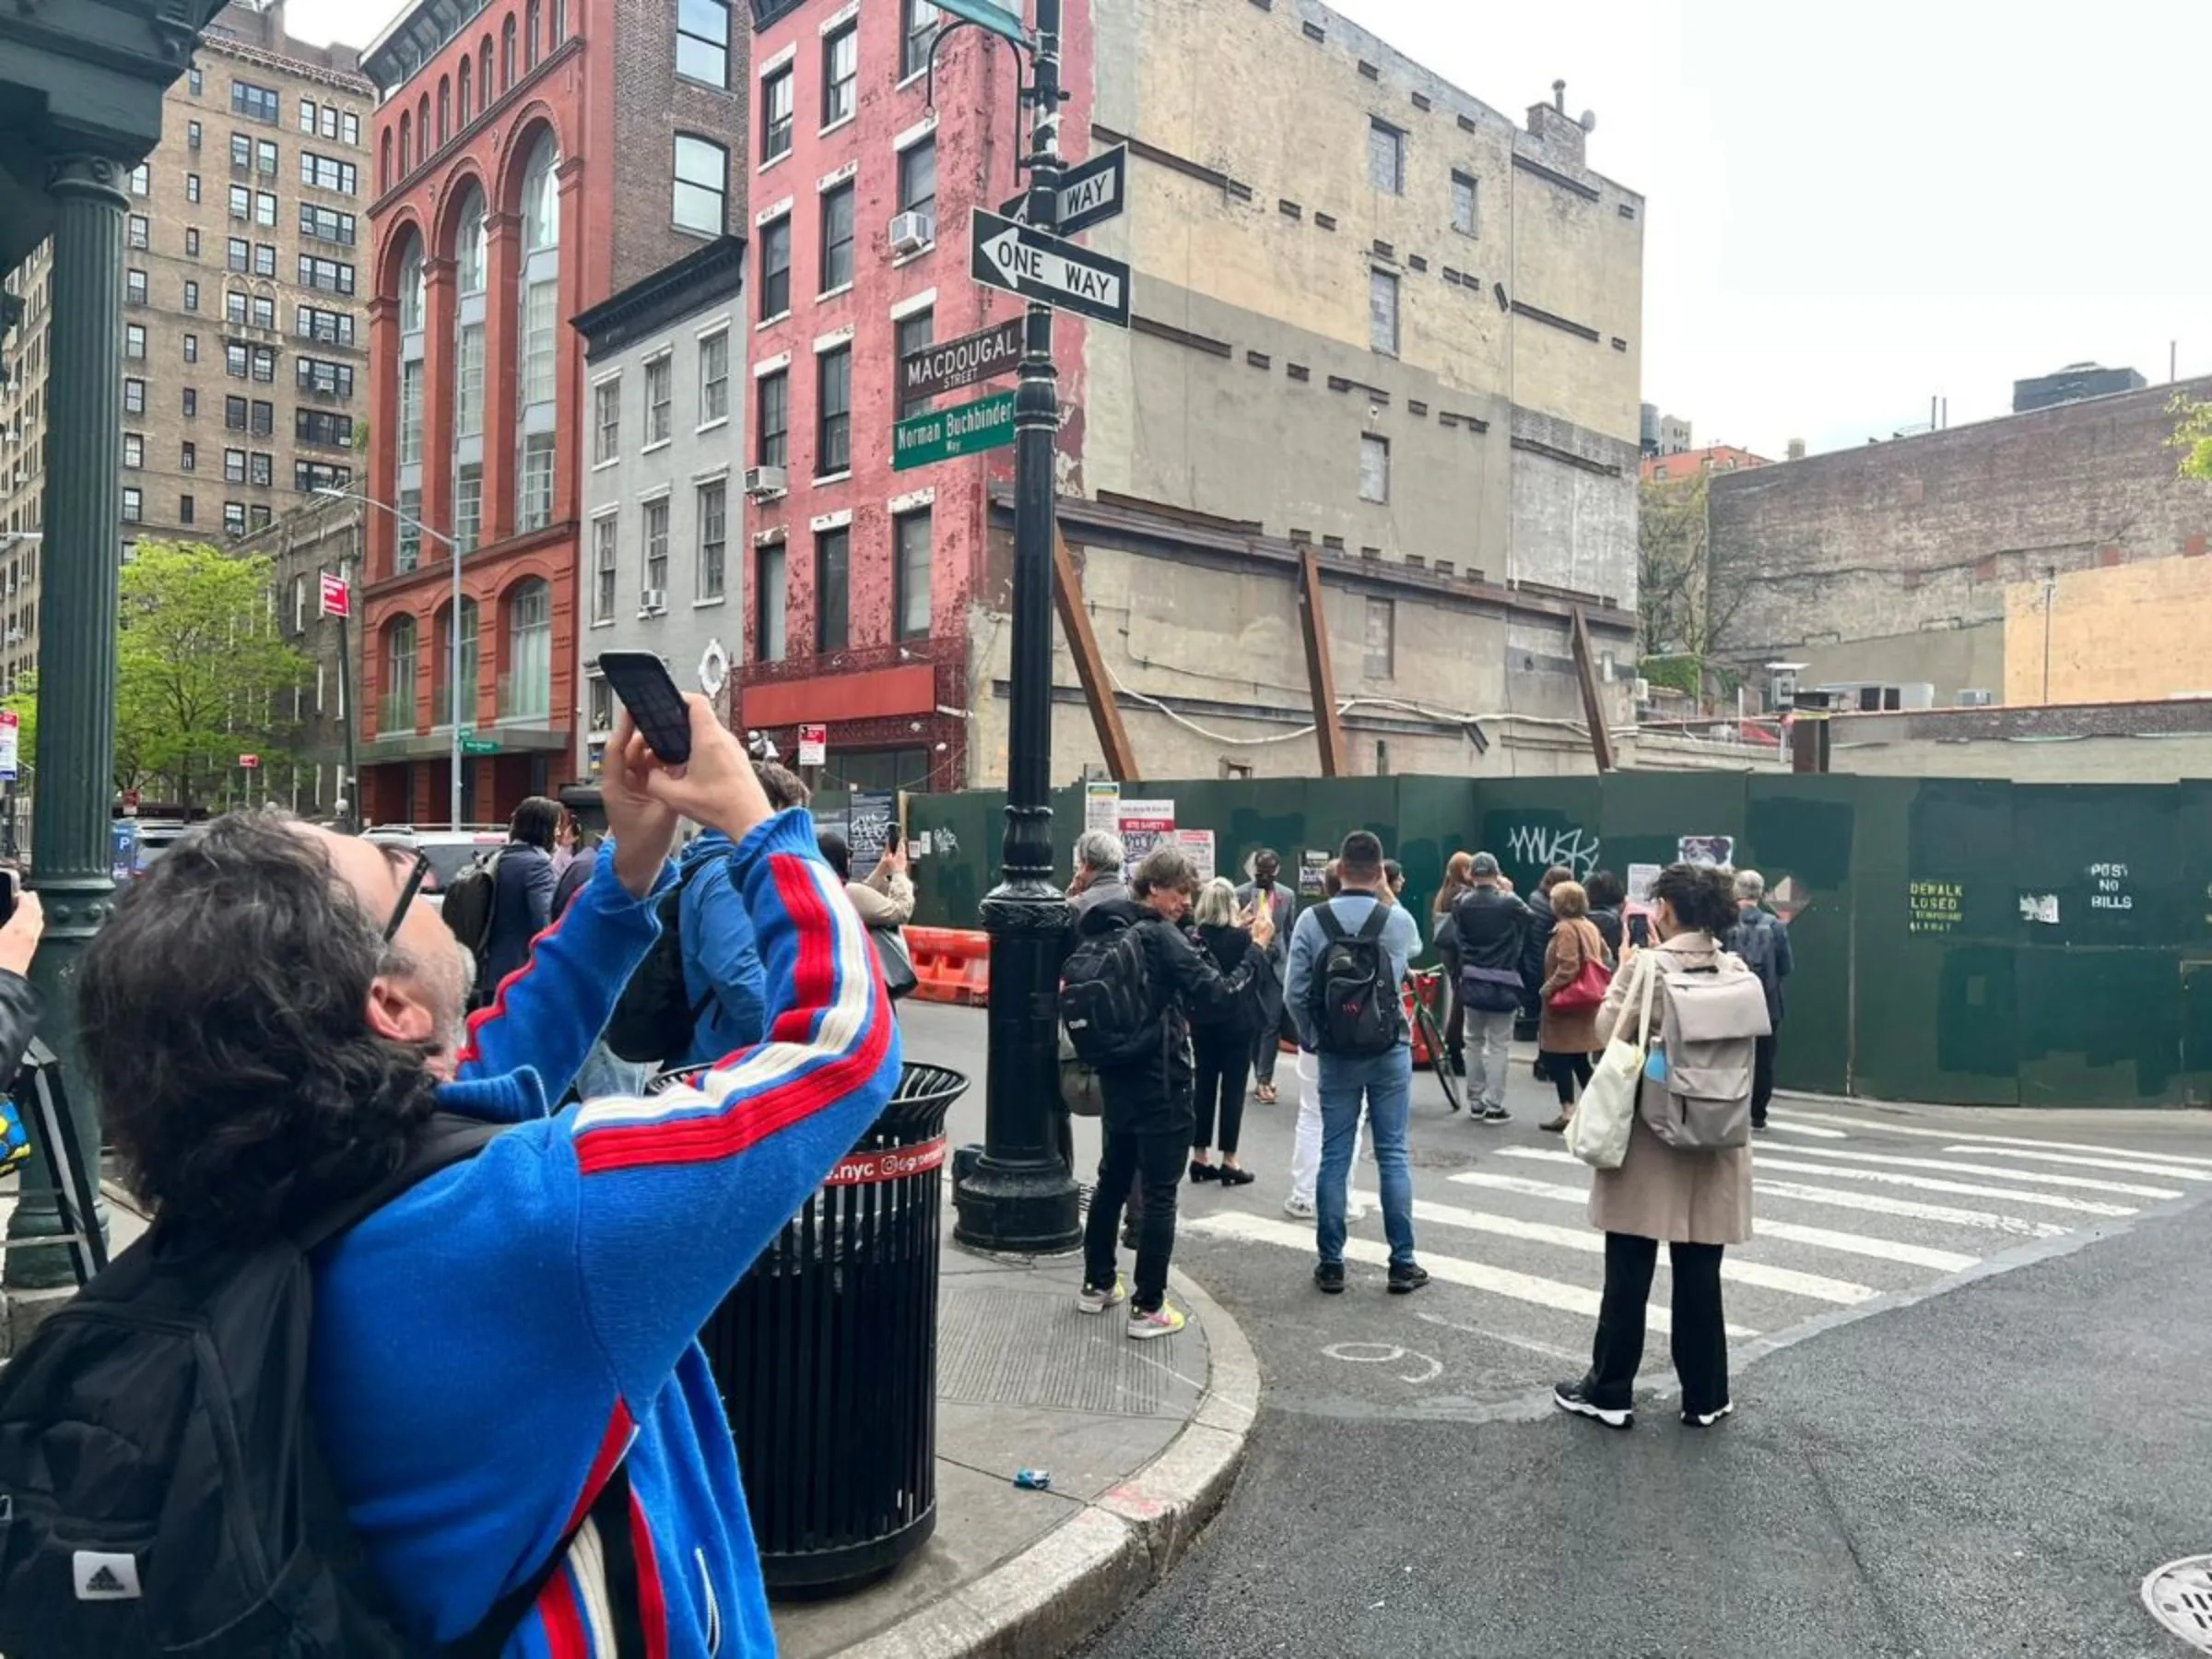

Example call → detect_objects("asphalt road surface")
903 1003 2212 1658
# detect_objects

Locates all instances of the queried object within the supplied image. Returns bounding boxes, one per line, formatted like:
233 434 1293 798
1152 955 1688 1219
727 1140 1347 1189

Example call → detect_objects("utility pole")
952 0 1082 1253
336 512 360 830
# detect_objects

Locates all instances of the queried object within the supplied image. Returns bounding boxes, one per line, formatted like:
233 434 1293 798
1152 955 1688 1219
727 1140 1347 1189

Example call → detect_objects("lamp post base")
951 1153 1081 1256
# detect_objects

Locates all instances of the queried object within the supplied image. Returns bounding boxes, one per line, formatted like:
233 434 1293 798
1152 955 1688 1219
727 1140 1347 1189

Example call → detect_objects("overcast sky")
290 0 2212 459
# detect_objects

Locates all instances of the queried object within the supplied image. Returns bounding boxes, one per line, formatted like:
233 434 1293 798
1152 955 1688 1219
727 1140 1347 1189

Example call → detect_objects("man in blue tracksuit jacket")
79 698 900 1656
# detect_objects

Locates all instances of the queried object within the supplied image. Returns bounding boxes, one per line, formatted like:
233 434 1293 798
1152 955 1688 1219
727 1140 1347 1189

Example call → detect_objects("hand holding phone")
595 651 693 766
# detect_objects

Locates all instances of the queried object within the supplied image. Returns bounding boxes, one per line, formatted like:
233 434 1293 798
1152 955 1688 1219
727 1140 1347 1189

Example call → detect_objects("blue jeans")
1315 1045 1418 1269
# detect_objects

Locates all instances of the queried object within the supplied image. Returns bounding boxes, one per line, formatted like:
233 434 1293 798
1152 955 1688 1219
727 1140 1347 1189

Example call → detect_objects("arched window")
501 16 517 87
434 597 480 727
548 0 565 46
398 112 411 173
504 579 551 720
521 136 559 252
524 0 541 68
397 235 426 333
380 130 393 192
417 94 430 155
457 65 471 129
453 188 487 294
383 617 418 727
437 76 450 147
514 133 560 532
478 39 493 109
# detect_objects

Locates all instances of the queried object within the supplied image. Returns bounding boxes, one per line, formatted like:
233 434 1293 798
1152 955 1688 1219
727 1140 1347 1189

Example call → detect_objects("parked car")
362 825 508 911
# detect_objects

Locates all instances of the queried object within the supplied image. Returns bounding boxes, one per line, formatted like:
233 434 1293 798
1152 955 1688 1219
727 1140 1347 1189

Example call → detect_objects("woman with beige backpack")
1554 862 1770 1432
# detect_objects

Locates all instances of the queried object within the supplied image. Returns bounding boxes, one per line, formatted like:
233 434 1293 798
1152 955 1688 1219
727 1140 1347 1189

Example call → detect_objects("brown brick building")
355 0 747 826
0 0 372 703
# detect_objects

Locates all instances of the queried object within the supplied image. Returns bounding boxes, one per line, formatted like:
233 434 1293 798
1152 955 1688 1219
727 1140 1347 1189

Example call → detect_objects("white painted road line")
1750 1178 2069 1239
1781 1112 2212 1171
1362 1190 1877 1305
1445 1168 1985 1269
1763 1142 2183 1201
1941 1145 2212 1182
1762 1122 1850 1139
1183 1211 1760 1338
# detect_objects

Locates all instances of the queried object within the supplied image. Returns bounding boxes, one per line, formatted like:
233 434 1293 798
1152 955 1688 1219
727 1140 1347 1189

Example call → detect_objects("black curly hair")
77 810 443 1244
1650 862 1737 937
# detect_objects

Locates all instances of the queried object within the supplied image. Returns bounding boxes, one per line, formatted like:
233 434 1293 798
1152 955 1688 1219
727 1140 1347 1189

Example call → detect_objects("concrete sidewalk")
773 1214 1259 1659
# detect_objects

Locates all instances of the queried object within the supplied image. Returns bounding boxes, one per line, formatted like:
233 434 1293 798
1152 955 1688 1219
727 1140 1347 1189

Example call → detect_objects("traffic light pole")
953 0 1081 1254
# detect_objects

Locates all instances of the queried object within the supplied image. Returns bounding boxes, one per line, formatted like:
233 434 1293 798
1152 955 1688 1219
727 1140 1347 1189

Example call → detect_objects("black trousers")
1541 1049 1594 1106
1440 947 1465 1053
1083 1127 1186 1312
1752 1033 1778 1127
1588 1232 1729 1417
1193 1028 1252 1156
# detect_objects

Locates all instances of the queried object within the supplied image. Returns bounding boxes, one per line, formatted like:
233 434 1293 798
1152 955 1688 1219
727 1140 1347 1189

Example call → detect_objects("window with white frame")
699 329 729 425
697 481 726 599
645 354 672 444
592 513 618 621
520 279 557 403
643 498 669 594
519 432 556 531
594 378 620 463
822 23 857 126
400 360 424 464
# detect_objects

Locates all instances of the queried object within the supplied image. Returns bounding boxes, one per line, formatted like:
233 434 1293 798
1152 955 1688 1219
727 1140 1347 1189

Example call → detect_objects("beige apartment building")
0 0 371 699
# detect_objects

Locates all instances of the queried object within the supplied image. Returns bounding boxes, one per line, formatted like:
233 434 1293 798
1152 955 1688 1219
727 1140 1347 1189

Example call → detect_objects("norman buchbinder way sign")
969 208 1131 329
900 317 1024 404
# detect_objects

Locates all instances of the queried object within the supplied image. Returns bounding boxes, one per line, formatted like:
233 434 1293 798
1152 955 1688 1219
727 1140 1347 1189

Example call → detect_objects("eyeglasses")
382 850 431 943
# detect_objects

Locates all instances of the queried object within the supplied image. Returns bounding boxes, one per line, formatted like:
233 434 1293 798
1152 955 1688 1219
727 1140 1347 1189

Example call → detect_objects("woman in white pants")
1284 1046 1368 1219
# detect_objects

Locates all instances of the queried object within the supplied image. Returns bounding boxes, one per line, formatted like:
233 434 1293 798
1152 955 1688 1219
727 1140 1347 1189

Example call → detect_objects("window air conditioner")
1631 677 1652 704
888 210 935 254
742 465 787 499
638 587 666 616
1956 688 1995 707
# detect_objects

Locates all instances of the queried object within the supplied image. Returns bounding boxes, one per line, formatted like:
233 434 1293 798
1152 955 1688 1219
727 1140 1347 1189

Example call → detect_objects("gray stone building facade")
571 236 746 777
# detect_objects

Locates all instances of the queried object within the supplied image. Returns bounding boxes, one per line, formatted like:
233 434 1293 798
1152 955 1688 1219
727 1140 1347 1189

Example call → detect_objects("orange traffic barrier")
905 926 990 1006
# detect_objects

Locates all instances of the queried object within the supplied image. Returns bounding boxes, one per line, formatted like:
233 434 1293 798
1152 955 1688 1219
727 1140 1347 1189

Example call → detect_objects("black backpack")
1308 904 1403 1056
0 1115 639 1658
1059 921 1159 1067
439 849 504 958
601 853 722 1065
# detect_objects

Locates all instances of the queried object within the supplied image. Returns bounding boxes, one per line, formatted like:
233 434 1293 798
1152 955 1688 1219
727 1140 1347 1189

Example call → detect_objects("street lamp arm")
313 486 458 551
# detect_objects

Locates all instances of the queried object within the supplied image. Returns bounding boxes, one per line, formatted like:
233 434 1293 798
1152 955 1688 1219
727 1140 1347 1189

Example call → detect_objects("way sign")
970 209 1130 329
893 388 1018 472
901 317 1024 403
996 145 1128 238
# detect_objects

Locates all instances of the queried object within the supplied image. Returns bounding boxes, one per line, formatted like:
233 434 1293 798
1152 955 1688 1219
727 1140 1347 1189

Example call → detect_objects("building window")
1368 118 1404 194
183 278 199 312
189 66 201 95
672 135 728 235
522 135 559 250
901 0 941 80
298 357 354 397
898 135 936 224
697 481 726 599
227 290 249 327
643 497 669 594
297 409 353 448
231 78 280 123
677 0 729 88
226 394 247 429
188 119 202 149
121 487 142 524
815 527 849 652
225 345 248 382
454 463 483 554
251 398 274 436
1451 170 1479 237
181 440 196 471
253 453 276 488
185 228 201 258
525 0 542 67
761 66 794 164
122 432 144 469
224 501 246 535
179 494 194 524
455 190 487 292
698 329 729 425
895 308 934 418
255 191 277 227
125 268 147 305
1363 597 1394 678
645 354 672 445
226 236 248 272
299 152 357 195
757 369 788 467
506 578 551 718
816 346 851 477
125 324 146 360
520 278 557 403
759 216 791 318
124 378 146 416
182 387 197 417
458 64 472 127
437 597 479 724
128 161 150 194
592 514 618 622
1359 434 1390 503
252 346 276 382
384 617 418 720
128 215 149 250
399 238 425 332
1369 267 1399 355
588 674 612 733
399 361 424 464
822 23 857 127
255 138 277 176
396 486 422 571
593 377 619 464
297 254 357 295
519 432 556 531
182 333 198 364
300 204 358 246
457 323 486 436
437 76 450 147
186 172 202 204
819 182 855 292
225 447 247 483
502 15 516 85
254 241 276 277
231 132 251 169
894 508 931 640
757 542 786 662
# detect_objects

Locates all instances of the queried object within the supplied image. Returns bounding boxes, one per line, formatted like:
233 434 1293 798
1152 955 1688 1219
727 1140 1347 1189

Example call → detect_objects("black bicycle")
1406 968 1464 1115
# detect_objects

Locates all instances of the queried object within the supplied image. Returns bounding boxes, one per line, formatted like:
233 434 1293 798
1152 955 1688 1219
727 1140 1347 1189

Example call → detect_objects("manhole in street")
2143 1556 2212 1653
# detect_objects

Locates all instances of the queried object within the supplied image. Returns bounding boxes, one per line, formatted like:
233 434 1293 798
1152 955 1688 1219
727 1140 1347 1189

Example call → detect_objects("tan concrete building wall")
2004 556 2212 706
1795 621 2007 709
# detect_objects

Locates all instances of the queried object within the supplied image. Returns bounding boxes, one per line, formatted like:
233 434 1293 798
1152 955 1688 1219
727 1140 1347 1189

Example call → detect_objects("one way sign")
969 208 1131 330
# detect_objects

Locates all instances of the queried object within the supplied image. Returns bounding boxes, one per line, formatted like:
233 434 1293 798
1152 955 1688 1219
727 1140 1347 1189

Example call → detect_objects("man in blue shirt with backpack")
1284 830 1430 1296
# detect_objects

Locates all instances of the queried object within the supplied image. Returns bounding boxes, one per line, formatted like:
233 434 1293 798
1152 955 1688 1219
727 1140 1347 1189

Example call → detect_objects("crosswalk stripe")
1780 1112 2212 1171
1762 1122 1849 1139
1752 1178 2068 1239
1183 1211 1760 1337
1443 1170 1979 1271
1761 1142 2182 1201
1360 1190 1877 1304
1940 1145 2212 1182
1492 1145 2132 1219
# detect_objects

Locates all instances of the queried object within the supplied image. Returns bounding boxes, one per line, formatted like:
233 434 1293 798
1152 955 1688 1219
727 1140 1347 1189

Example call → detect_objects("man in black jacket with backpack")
1065 843 1274 1340
1451 853 1531 1124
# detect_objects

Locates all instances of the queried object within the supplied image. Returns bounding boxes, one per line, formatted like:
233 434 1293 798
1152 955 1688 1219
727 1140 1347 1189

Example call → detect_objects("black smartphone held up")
595 651 694 766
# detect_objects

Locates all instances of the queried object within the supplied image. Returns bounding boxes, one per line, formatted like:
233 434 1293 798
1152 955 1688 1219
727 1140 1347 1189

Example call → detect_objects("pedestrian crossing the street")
1177 1116 2212 1363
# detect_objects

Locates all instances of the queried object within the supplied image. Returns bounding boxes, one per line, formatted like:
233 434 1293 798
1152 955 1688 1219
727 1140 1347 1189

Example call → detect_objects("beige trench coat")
1587 931 1754 1246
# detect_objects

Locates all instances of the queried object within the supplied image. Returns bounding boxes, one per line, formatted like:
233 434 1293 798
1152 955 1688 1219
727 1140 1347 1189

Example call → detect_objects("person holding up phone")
0 890 47 1173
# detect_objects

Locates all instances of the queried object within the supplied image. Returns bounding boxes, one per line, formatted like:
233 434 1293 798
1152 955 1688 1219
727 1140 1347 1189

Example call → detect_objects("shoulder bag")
1565 949 1655 1171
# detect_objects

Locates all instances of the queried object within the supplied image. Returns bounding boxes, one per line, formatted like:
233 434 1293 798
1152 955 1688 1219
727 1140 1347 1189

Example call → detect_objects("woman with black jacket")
1189 878 1264 1187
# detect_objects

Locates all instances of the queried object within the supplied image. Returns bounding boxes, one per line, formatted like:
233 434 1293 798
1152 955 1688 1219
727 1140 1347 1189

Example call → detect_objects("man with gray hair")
1069 829 1129 914
1726 869 1793 1133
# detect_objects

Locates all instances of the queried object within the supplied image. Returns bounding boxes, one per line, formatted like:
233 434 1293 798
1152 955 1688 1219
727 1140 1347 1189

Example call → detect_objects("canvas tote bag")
1565 949 1655 1171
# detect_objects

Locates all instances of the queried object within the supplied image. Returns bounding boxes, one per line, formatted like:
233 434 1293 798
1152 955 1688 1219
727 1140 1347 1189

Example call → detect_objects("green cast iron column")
6 154 126 1288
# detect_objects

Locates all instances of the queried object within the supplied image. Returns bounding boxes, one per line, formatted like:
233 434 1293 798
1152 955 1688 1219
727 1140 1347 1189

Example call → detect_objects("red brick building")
736 0 1094 794
358 0 747 823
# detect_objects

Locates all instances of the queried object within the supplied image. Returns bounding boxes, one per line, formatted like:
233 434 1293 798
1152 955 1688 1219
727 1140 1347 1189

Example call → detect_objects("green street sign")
935 0 1026 46
460 735 498 756
893 388 1018 472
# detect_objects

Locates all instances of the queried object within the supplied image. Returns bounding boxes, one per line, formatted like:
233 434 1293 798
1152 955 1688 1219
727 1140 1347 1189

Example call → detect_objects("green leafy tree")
1638 470 1755 711
2172 394 2212 481
114 541 310 813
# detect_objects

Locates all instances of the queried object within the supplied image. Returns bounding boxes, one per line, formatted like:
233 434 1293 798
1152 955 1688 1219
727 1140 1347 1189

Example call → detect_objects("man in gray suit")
1236 849 1298 1103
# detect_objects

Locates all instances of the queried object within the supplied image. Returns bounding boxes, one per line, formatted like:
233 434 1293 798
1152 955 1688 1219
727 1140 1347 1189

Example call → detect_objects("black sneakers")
1386 1262 1430 1295
1552 1379 1634 1430
1313 1261 1346 1294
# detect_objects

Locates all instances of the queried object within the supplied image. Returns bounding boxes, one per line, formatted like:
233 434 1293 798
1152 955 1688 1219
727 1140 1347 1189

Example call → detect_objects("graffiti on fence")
1504 824 1601 880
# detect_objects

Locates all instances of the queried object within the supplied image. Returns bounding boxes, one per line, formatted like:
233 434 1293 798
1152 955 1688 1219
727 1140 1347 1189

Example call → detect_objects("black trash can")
696 1061 969 1598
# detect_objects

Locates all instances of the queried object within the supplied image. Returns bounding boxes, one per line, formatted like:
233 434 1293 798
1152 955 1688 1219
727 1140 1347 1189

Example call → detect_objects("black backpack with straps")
0 1114 641 1659
1308 903 1405 1056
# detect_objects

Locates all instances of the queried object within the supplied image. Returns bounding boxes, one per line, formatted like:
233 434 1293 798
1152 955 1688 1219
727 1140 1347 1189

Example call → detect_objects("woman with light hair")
1188 878 1264 1185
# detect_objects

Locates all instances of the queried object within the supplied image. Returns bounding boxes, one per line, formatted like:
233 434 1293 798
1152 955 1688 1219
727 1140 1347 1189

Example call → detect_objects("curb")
839 1265 1260 1659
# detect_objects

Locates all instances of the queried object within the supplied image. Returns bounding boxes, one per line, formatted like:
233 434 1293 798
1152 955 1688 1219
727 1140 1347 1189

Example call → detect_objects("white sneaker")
1077 1276 1127 1315
1347 1200 1371 1222
1282 1194 1317 1219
